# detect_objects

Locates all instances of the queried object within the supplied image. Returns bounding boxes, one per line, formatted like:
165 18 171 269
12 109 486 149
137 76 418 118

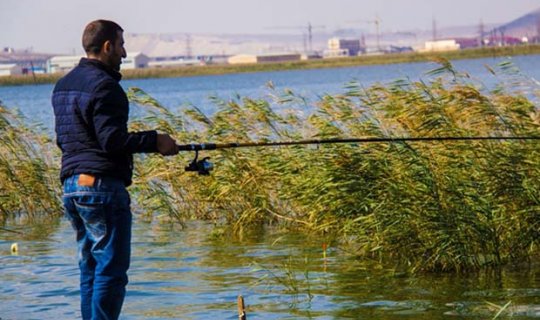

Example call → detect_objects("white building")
47 52 149 73
421 40 460 52
147 58 201 68
327 38 363 56
323 48 350 58
228 54 258 64
300 51 322 60
121 52 149 69
47 55 83 74
227 53 301 65
0 63 23 76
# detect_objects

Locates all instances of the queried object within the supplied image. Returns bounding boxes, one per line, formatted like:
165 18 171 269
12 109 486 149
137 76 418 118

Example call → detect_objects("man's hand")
156 134 179 156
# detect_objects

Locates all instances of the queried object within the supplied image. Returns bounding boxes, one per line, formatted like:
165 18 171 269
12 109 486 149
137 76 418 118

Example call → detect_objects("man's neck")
86 54 107 66
82 57 122 81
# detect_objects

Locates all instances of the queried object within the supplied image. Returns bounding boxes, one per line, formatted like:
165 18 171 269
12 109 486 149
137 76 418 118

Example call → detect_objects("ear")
103 40 113 54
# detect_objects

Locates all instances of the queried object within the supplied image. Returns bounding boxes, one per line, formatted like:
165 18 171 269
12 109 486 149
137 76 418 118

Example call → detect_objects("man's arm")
92 81 178 155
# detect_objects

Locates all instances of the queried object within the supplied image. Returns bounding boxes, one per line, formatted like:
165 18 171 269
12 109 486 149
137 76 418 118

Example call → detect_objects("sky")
1 0 539 54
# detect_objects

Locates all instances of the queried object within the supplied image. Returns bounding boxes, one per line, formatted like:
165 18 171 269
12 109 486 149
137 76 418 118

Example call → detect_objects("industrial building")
0 64 23 76
326 38 364 56
0 51 51 74
421 40 460 52
228 54 257 64
47 55 83 73
148 58 201 68
323 48 350 58
121 52 149 69
47 52 149 73
227 53 302 64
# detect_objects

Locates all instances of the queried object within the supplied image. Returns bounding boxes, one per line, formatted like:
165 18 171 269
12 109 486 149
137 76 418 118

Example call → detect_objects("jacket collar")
79 57 122 82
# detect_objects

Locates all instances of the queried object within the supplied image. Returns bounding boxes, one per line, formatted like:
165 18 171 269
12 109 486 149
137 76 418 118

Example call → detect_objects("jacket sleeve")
92 80 158 154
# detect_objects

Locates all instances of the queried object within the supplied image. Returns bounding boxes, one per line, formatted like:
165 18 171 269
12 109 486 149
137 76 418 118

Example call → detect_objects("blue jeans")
63 174 132 320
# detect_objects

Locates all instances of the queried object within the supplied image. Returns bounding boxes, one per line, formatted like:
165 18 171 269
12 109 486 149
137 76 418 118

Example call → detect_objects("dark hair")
82 20 123 54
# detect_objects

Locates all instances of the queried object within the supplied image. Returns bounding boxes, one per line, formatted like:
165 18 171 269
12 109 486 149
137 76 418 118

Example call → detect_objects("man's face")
106 31 126 71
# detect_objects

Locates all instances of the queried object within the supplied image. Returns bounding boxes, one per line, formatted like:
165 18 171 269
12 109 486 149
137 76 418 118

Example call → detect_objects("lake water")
1 56 540 319
1 54 540 130
3 220 540 319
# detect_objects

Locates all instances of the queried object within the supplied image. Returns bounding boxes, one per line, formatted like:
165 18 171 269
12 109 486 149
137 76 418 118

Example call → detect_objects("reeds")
1 59 538 272
127 59 540 272
0 102 61 222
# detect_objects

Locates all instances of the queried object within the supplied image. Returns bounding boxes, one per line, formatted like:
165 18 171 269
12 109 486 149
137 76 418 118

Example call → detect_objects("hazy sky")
1 0 539 54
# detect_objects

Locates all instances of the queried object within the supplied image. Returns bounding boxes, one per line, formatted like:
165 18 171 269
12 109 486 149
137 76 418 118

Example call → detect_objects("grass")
1 58 539 273
2 45 540 86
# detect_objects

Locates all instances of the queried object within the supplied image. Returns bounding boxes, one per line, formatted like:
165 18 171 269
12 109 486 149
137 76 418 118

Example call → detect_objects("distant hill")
125 33 314 58
124 26 487 58
492 7 540 39
123 8 540 58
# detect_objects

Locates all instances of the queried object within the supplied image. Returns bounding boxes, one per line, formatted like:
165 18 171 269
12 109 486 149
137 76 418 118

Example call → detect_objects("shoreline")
2 45 540 87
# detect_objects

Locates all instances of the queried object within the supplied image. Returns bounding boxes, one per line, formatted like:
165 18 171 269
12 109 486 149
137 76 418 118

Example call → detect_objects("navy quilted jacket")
52 58 157 186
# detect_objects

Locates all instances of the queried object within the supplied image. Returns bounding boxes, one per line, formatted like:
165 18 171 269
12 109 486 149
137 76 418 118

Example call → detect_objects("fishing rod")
178 135 540 175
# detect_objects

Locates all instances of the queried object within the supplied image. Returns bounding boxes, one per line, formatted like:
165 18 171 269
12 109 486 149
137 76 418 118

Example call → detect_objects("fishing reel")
185 150 213 175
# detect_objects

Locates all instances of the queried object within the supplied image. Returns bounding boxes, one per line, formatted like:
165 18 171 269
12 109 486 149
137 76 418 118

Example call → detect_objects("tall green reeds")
0 102 61 222
128 59 539 272
1 59 538 272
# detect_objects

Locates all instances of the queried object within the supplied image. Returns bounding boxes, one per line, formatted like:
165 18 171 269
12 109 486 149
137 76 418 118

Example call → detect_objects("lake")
1 55 540 319
3 220 540 319
1 54 539 130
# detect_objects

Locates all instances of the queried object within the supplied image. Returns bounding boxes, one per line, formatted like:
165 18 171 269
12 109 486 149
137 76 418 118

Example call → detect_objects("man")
52 20 178 319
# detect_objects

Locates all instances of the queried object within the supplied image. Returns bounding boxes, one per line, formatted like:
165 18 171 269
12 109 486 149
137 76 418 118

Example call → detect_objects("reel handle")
184 150 214 175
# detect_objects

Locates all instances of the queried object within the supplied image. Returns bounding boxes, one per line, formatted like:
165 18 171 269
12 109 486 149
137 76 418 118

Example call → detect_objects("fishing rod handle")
177 143 217 151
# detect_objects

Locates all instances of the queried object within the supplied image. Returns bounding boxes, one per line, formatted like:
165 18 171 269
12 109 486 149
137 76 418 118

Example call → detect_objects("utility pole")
307 23 313 52
305 22 324 52
432 17 437 41
536 17 540 43
348 16 381 52
266 22 324 53
492 29 498 46
478 19 485 47
374 16 381 52
185 34 192 59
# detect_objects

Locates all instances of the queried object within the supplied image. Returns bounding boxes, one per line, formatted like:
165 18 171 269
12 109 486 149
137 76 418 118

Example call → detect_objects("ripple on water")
3 219 540 319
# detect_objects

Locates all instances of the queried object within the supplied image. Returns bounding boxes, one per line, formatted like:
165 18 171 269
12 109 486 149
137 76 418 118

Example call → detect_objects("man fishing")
51 19 178 319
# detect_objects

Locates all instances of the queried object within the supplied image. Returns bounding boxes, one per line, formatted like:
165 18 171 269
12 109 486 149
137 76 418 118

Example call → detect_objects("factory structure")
46 52 151 73
0 63 23 76
323 38 365 58
0 8 538 76
0 33 534 76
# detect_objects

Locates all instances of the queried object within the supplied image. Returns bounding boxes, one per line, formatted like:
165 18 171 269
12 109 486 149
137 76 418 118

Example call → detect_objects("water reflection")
1 218 540 319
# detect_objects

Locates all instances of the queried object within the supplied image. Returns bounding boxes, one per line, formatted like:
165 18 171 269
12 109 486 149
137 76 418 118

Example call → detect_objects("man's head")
82 20 126 71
